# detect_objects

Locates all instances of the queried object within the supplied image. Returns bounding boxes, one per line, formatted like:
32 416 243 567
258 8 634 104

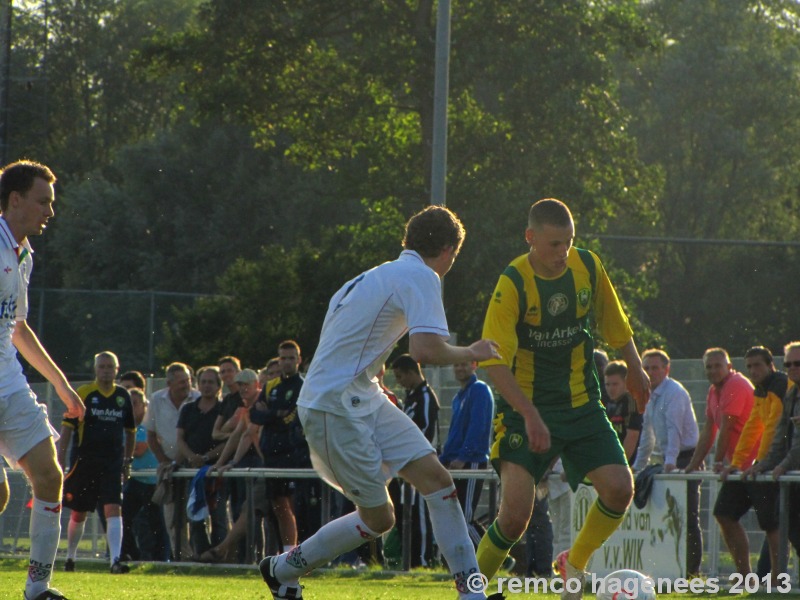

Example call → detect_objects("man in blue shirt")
440 361 494 548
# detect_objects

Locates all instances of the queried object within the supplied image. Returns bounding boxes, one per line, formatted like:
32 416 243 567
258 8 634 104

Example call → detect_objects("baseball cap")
234 368 258 384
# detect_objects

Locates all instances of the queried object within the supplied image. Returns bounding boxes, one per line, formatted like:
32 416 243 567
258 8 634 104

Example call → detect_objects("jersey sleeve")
15 253 31 322
591 254 633 349
481 273 520 368
399 269 449 338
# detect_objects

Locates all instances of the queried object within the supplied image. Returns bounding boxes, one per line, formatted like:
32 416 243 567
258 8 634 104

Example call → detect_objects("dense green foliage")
4 0 800 374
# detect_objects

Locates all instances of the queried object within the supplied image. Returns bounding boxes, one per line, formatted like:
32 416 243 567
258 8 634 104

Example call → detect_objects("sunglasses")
784 361 800 368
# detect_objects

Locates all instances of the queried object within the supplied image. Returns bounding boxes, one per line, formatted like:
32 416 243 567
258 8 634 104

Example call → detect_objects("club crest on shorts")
547 293 569 316
508 433 523 449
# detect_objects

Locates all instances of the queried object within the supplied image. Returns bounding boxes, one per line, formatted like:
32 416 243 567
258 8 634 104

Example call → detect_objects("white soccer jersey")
0 218 32 397
298 250 450 417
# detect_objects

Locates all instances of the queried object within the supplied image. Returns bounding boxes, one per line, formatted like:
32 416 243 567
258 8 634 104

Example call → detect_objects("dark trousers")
121 478 170 561
677 448 702 575
452 461 487 549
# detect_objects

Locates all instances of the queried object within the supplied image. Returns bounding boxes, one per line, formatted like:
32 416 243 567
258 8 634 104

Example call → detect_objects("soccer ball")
596 569 657 600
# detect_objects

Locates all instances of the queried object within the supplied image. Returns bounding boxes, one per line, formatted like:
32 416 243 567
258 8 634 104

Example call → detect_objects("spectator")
59 351 135 574
717 346 787 579
213 356 245 530
745 341 800 555
201 368 266 563
119 370 146 391
218 356 241 395
176 366 227 557
121 388 169 561
392 354 441 567
248 340 308 553
144 362 200 560
594 349 611 407
439 360 494 549
259 358 281 387
633 348 701 575
685 348 755 473
604 361 642 465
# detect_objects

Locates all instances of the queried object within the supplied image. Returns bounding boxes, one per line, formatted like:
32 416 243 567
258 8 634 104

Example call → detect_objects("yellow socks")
477 520 520 580
569 498 625 570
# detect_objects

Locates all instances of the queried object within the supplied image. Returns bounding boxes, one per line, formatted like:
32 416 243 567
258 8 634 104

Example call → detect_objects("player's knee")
499 511 530 540
29 463 63 499
360 506 394 534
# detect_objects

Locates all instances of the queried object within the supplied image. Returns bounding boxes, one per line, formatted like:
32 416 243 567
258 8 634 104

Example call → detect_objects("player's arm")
211 414 230 441
219 423 258 473
622 429 640 464
57 424 73 470
12 320 84 420
486 364 550 453
619 338 650 413
409 333 499 365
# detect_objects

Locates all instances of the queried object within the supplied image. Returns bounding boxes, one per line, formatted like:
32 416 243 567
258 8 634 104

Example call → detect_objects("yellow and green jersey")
482 247 633 411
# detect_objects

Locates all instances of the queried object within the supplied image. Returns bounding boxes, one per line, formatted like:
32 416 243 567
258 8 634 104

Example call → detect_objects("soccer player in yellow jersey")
477 198 650 600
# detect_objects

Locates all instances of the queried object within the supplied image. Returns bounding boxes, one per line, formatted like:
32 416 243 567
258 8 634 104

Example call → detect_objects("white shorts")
299 400 435 508
0 387 57 465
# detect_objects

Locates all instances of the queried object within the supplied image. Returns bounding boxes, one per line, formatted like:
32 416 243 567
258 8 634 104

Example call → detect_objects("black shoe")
24 589 69 600
110 560 130 574
259 555 303 599
63 559 74 572
487 594 507 600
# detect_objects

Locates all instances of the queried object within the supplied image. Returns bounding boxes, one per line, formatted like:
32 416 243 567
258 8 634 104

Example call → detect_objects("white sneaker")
555 550 585 600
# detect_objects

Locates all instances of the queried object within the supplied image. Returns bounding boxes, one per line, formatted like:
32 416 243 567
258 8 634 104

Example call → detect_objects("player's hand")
719 465 737 481
469 339 501 362
524 409 551 453
742 464 761 480
627 366 650 414
59 386 85 420
216 462 233 474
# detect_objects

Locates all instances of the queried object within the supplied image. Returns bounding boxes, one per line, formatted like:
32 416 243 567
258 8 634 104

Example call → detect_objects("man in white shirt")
259 206 501 600
0 160 85 600
144 361 200 560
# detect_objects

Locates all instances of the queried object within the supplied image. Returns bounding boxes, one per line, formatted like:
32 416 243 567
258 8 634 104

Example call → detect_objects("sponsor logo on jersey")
547 293 568 316
0 297 17 320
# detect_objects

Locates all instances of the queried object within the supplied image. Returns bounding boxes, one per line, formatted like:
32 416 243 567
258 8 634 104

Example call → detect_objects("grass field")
0 559 793 599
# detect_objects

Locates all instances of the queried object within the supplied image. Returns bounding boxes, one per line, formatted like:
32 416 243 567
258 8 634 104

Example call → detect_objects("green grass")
0 559 793 599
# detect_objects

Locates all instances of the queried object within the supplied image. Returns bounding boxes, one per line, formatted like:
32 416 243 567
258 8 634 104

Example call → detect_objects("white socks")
66 518 85 561
26 498 62 598
107 516 123 564
275 511 380 582
423 484 483 599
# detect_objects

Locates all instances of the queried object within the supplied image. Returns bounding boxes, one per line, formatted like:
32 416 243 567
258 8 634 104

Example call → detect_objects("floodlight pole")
430 0 450 207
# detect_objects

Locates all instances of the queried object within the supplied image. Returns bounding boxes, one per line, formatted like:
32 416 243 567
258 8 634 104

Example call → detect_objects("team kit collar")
0 217 33 259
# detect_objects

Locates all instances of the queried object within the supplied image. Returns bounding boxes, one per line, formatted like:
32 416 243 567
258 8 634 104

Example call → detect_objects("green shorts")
489 397 626 490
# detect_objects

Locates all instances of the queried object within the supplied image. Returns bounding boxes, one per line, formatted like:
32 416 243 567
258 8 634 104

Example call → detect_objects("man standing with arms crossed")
477 198 649 600
0 160 85 600
259 205 502 600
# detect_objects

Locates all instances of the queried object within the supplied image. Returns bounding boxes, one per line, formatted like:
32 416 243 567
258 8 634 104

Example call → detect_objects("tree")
619 0 800 355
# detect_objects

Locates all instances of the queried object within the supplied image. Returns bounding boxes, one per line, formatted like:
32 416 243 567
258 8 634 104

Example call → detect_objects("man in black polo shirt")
59 351 135 574
176 366 227 557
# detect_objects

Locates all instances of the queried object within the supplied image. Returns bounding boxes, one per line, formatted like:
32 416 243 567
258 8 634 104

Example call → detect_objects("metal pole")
430 0 450 206
0 0 12 165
